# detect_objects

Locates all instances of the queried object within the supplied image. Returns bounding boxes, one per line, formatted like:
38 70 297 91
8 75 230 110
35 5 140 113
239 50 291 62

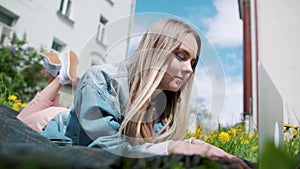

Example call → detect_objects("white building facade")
253 0 300 127
0 0 135 107
239 0 300 128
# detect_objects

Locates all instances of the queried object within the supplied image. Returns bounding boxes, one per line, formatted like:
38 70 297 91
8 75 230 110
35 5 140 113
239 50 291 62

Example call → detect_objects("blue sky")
133 0 244 128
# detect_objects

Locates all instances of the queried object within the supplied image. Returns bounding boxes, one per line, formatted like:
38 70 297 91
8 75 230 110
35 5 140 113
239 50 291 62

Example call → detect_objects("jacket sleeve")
66 66 171 157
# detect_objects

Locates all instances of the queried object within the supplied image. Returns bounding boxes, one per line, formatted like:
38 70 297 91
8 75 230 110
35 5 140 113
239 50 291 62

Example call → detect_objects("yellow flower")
21 103 27 108
229 128 237 136
284 124 292 128
242 132 248 137
189 131 197 138
8 95 17 101
236 125 243 129
218 132 230 143
237 128 243 133
292 130 298 137
12 103 20 111
249 133 255 139
252 145 259 151
241 138 249 145
196 125 205 133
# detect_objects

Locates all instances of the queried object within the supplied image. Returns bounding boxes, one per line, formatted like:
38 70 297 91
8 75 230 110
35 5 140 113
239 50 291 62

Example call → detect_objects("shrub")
0 33 47 103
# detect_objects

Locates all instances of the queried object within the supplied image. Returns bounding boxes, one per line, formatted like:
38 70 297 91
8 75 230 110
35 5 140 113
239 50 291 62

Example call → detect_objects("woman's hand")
168 140 250 169
191 139 250 169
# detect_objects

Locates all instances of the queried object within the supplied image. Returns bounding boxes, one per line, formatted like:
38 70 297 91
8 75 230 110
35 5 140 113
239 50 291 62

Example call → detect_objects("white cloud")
192 65 213 107
203 0 243 47
191 65 243 129
219 75 243 127
224 52 242 73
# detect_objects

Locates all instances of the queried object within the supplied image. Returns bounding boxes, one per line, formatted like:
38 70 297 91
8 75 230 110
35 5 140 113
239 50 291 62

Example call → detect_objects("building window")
0 23 13 43
0 11 14 27
96 15 108 45
51 38 66 52
0 6 18 43
58 0 72 17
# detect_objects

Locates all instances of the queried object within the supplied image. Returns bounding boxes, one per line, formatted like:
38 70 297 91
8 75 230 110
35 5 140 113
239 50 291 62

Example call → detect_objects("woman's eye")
175 54 184 61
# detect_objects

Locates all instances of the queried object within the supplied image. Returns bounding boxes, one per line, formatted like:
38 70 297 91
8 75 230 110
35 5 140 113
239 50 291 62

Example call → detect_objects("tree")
188 97 212 131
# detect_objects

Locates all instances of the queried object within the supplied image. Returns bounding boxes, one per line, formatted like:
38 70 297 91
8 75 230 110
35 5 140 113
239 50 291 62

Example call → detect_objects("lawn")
185 123 300 168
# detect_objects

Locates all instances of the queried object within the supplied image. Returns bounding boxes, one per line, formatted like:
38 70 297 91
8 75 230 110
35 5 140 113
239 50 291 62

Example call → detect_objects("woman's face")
158 33 198 92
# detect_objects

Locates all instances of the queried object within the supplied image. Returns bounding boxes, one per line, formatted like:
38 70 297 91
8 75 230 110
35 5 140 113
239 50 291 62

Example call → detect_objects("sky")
132 0 244 128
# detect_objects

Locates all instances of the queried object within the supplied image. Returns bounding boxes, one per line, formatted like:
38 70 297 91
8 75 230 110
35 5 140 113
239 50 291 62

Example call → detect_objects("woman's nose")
182 61 193 74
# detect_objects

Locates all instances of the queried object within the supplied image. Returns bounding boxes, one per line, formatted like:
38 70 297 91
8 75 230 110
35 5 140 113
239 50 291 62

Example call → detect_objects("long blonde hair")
120 18 201 145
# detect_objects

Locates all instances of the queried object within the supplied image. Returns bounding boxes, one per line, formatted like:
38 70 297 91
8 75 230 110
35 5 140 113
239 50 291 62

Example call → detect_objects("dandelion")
8 95 18 101
21 103 27 108
236 125 243 129
242 132 248 137
249 133 257 140
12 103 20 111
241 138 249 145
292 130 298 138
229 128 237 136
252 145 259 151
218 132 230 143
16 99 22 104
189 131 198 138
284 124 292 129
196 125 205 133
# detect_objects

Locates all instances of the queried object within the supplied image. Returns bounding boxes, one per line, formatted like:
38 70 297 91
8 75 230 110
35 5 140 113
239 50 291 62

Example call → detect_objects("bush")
0 33 47 103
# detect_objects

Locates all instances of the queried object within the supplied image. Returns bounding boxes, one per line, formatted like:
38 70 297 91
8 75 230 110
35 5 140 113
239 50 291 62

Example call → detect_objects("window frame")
51 38 66 53
96 15 108 45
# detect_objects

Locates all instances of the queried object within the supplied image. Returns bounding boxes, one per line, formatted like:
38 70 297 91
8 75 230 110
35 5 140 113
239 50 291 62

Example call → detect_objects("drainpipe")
242 0 252 121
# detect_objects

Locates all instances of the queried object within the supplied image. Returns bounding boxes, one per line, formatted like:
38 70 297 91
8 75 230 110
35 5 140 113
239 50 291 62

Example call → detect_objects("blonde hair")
120 18 201 145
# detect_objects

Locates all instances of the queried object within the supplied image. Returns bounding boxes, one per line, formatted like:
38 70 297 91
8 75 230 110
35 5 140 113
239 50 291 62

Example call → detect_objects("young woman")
64 18 250 168
17 18 251 168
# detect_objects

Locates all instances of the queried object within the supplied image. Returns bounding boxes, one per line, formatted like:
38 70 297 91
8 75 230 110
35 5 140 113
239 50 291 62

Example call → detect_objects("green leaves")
0 33 47 103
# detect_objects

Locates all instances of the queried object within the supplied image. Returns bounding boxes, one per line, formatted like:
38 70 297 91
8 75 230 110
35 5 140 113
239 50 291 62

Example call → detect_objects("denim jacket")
65 59 170 156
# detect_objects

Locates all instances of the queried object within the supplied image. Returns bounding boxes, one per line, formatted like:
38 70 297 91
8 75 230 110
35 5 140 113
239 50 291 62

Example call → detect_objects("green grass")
186 124 300 167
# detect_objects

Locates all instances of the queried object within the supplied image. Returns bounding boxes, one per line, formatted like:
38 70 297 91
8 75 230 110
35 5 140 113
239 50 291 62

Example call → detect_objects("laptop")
258 62 284 166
